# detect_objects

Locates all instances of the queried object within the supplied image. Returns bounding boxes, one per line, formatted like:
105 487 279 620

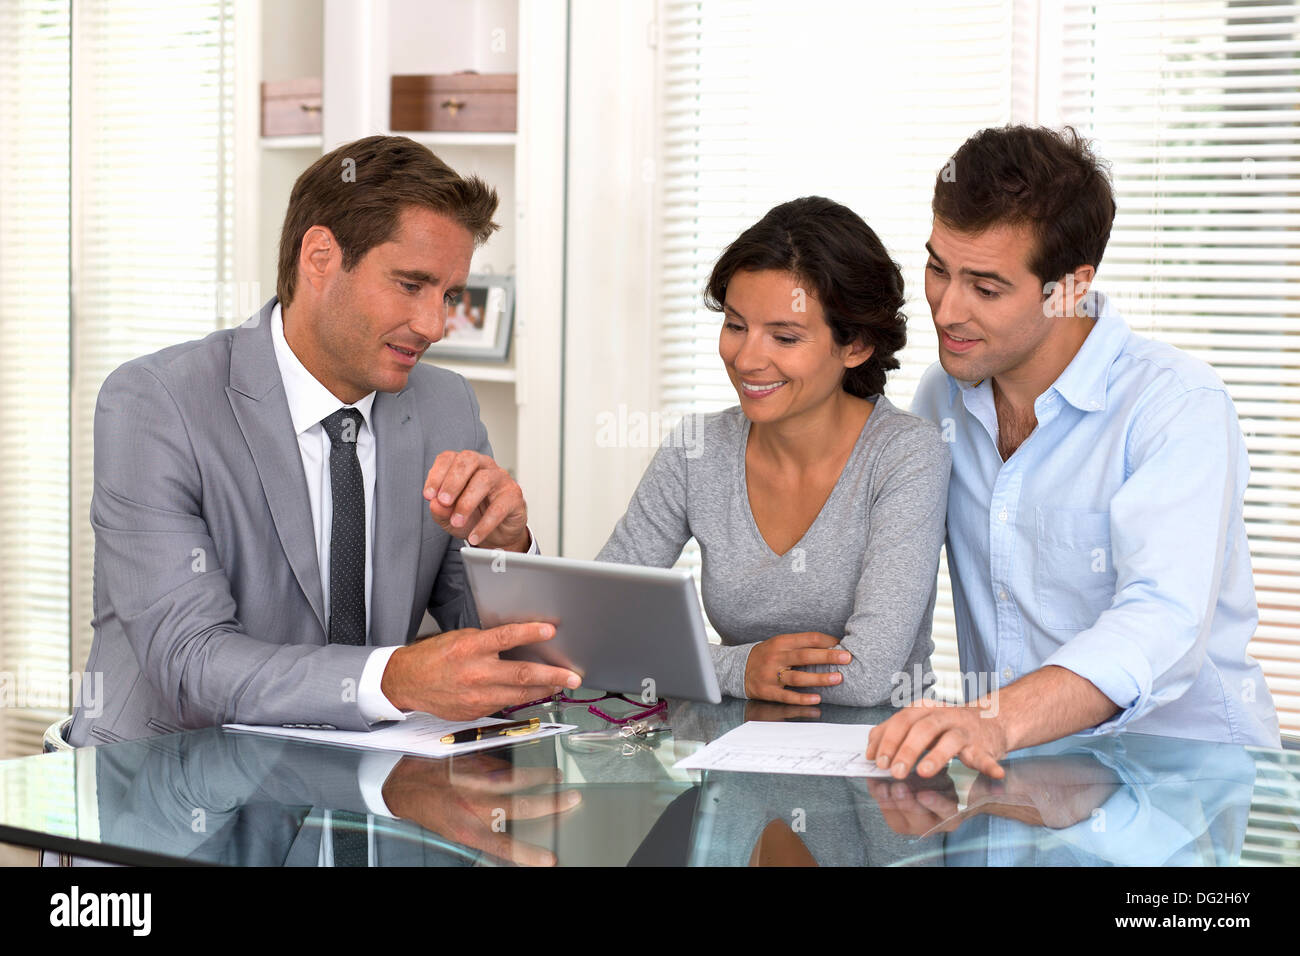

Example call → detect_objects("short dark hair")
932 125 1116 287
703 196 907 399
276 135 499 306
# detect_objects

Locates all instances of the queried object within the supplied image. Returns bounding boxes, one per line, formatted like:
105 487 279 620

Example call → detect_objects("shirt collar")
1046 290 1130 413
271 301 376 436
943 290 1129 414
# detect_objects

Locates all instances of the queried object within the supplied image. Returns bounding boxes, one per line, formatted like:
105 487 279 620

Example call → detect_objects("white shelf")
422 358 517 383
260 134 324 150
395 130 517 148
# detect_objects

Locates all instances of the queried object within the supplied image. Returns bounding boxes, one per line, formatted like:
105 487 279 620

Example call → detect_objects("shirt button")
1089 400 1101 410
998 589 1008 601
998 509 1008 522
1002 666 1014 682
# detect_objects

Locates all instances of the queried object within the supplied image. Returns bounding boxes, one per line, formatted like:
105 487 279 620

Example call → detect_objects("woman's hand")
743 632 851 704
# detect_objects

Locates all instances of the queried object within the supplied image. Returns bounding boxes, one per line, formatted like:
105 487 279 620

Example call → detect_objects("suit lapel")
225 299 328 639
370 386 423 646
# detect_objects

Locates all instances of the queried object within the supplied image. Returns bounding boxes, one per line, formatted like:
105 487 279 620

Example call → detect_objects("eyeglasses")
565 719 670 756
501 690 667 725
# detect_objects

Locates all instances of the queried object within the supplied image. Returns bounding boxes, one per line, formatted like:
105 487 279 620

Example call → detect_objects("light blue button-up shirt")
912 292 1280 748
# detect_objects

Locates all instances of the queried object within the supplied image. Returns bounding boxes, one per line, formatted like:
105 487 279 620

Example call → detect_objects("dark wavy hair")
703 197 907 399
932 125 1116 287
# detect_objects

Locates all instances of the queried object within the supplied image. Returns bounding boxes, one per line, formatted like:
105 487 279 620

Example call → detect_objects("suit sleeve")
91 364 376 731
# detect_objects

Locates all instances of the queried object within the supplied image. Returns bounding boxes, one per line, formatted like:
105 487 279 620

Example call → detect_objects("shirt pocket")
1035 507 1116 631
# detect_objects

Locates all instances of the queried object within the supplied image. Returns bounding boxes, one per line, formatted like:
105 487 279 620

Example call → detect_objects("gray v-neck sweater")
596 396 950 704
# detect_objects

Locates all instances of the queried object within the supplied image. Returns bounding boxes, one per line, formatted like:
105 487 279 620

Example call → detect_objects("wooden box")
261 77 322 137
390 73 517 133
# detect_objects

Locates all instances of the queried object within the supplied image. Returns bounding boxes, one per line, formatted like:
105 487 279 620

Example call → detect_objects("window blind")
0 0 235 759
0 0 72 761
69 0 237 700
1055 0 1300 736
657 0 1019 682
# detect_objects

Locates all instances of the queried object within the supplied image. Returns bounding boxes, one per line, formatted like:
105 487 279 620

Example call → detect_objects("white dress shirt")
270 302 404 724
272 302 540 836
911 291 1278 746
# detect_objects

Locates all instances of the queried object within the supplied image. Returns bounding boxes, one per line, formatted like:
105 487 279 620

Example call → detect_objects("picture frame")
425 273 515 362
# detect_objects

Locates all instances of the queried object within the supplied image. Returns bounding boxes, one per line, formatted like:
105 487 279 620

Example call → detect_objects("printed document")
225 713 574 758
673 720 894 777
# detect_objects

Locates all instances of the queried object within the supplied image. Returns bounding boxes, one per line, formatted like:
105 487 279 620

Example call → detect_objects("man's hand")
867 667 1120 780
868 756 1121 834
867 772 964 836
866 698 1008 780
963 756 1121 830
423 450 530 551
743 632 851 705
381 753 582 866
381 623 581 720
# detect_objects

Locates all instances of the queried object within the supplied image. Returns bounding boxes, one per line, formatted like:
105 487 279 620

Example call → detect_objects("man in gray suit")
69 136 580 747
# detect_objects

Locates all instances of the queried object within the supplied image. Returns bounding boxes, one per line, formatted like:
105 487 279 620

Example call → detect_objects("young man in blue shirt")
868 126 1281 781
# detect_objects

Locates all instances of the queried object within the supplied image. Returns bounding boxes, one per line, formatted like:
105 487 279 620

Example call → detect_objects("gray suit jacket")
69 297 490 746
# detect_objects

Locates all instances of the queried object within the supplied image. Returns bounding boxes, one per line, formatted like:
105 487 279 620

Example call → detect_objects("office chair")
42 715 74 754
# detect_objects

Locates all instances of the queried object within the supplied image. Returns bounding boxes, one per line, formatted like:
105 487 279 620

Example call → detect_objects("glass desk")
1 699 1296 866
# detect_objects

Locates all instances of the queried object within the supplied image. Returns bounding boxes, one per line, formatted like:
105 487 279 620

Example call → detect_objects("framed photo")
426 273 514 362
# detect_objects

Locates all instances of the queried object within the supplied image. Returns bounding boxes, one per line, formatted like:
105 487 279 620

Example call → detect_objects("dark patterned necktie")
321 408 366 646
330 809 370 867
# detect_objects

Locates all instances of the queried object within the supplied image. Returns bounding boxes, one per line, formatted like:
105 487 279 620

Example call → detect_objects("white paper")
672 720 894 777
224 713 575 758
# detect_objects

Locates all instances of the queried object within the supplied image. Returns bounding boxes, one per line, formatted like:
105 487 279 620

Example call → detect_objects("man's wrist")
975 686 1020 755
380 645 413 712
381 767 406 819
979 666 1117 755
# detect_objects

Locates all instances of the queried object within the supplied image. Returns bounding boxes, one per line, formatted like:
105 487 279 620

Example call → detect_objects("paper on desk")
672 720 894 777
224 713 575 758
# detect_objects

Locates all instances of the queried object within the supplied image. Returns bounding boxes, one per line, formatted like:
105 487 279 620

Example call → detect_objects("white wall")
387 0 517 73
560 0 658 558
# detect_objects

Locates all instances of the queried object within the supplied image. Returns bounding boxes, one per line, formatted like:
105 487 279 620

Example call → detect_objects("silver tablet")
461 547 722 704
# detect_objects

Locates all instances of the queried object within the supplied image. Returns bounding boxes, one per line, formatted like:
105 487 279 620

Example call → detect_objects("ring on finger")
776 667 788 686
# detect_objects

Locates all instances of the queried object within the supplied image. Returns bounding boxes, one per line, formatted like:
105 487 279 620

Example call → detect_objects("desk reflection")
869 734 1258 866
38 699 1282 867
91 729 580 866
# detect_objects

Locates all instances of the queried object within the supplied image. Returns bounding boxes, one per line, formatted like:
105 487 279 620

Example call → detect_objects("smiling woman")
598 198 951 707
